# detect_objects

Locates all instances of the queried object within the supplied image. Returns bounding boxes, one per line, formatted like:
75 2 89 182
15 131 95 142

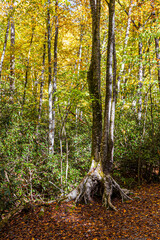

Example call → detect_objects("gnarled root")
60 167 132 211
102 175 133 211
102 175 117 211
62 166 102 204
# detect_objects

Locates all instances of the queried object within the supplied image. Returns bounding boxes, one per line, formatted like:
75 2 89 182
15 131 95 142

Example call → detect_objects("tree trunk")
21 30 34 115
47 0 54 154
37 33 46 133
62 0 131 210
117 0 133 99
101 0 115 175
48 0 58 154
138 41 143 122
155 38 160 91
87 0 102 162
0 18 10 98
52 0 59 154
9 6 15 100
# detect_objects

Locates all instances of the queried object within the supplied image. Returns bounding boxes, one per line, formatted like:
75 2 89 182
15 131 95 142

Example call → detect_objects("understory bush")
0 102 91 217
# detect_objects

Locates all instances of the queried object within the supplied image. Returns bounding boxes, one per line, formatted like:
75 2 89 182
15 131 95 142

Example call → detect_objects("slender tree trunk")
0 18 10 98
60 132 63 187
77 24 83 77
138 41 143 122
66 139 69 184
117 0 133 99
37 33 46 132
9 7 15 99
155 38 160 91
137 38 143 184
52 0 59 154
101 0 115 175
21 30 34 115
48 0 59 154
47 0 54 154
109 29 117 170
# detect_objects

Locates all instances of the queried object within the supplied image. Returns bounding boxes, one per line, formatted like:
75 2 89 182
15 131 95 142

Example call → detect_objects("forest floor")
0 183 160 240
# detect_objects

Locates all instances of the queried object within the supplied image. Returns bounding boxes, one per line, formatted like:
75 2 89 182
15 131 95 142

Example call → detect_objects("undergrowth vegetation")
0 92 159 218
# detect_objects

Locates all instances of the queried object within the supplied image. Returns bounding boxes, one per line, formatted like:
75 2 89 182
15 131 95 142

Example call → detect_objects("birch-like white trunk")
65 139 69 184
9 8 15 98
47 0 54 154
101 0 115 175
52 0 59 154
117 0 133 99
0 18 10 98
37 33 46 133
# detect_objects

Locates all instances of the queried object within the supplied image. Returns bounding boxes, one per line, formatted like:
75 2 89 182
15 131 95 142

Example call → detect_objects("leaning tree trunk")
62 0 131 210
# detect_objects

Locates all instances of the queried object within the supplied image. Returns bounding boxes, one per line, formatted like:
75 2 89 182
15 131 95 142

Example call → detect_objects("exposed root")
59 165 132 211
60 165 102 204
102 175 117 211
111 177 133 202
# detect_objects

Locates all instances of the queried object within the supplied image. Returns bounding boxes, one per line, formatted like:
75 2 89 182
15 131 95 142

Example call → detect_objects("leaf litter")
0 183 159 239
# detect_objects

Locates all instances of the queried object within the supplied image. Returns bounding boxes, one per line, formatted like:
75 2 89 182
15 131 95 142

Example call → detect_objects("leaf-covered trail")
1 183 160 240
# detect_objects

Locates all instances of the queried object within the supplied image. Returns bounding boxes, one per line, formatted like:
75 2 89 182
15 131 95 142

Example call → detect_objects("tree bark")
62 0 131 210
155 38 160 91
47 0 54 154
48 0 58 154
87 0 102 162
21 30 34 115
52 0 59 154
117 0 133 99
0 18 10 98
138 41 143 122
9 6 15 99
101 0 115 175
37 33 46 132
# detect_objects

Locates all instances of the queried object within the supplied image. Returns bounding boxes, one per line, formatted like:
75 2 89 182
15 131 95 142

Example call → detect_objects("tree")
9 1 15 100
48 0 59 155
0 14 10 97
64 0 131 210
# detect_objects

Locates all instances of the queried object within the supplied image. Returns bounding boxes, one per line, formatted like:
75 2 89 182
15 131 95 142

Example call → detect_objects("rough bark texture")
63 160 131 210
87 0 102 162
61 0 131 210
